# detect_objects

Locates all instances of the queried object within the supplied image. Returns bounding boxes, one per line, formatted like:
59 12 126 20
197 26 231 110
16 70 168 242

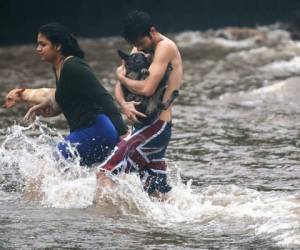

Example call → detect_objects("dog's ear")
118 50 130 61
16 88 25 96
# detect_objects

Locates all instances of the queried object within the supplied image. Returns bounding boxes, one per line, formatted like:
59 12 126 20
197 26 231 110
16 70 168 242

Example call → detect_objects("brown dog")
3 88 57 109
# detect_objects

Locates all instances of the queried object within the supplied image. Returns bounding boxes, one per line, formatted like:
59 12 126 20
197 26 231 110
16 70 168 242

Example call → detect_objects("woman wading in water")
25 23 128 166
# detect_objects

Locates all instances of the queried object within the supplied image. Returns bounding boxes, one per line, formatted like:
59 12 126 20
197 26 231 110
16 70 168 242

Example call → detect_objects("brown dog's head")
3 88 25 108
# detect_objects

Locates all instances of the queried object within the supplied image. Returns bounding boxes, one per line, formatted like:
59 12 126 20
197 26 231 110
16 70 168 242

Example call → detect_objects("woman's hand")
24 99 60 122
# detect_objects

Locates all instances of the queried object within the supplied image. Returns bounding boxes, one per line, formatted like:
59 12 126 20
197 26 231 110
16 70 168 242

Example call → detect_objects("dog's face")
117 50 173 124
3 88 25 108
118 50 150 79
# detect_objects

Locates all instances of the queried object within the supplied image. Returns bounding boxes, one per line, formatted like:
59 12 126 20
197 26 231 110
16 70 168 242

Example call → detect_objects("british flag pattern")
97 119 172 194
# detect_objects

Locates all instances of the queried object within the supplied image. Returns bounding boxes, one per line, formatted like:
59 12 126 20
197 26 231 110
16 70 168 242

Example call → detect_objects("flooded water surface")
1 25 300 249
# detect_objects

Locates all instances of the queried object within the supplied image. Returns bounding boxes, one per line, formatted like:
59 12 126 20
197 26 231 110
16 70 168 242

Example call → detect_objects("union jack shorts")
97 119 172 194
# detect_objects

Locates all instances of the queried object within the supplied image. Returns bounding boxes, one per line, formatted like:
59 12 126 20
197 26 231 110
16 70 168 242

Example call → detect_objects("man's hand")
121 101 146 123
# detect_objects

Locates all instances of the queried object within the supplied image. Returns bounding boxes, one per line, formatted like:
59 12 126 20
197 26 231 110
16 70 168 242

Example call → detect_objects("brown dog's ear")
16 88 25 96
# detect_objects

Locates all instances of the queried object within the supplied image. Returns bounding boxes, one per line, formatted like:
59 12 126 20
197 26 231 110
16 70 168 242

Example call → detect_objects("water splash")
0 121 92 206
0 121 300 247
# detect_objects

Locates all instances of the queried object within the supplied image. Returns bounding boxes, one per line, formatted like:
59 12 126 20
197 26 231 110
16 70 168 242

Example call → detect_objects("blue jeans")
58 114 119 166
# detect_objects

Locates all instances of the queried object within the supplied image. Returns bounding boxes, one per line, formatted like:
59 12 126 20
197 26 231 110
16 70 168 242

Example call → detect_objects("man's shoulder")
157 35 179 51
155 39 179 59
158 37 177 49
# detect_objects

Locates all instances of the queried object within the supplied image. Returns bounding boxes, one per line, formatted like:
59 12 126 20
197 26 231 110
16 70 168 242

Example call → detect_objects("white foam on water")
260 27 291 46
174 26 291 50
41 174 96 209
260 57 300 77
213 37 257 49
226 46 277 66
219 77 300 111
174 31 206 48
0 121 96 209
100 177 300 248
174 31 256 49
1 122 300 247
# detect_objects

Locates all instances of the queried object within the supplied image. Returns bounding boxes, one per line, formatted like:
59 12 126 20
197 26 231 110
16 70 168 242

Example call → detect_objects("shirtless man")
96 10 183 198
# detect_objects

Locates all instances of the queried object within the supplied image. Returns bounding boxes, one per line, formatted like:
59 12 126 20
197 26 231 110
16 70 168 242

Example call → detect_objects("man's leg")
97 120 167 173
138 121 172 195
96 120 172 195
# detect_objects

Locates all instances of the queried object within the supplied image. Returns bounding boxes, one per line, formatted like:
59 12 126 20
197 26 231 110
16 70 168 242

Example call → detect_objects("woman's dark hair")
38 23 84 58
122 10 155 44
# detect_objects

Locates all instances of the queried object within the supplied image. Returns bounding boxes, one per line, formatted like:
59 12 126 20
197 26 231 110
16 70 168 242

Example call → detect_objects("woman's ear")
55 44 62 51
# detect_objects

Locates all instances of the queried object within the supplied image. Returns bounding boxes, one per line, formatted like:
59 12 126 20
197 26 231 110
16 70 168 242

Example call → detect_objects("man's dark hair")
122 10 155 44
38 23 84 58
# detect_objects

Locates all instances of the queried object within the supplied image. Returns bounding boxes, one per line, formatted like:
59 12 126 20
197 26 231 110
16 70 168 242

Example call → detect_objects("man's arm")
115 47 147 123
114 81 146 123
117 42 172 96
114 81 126 108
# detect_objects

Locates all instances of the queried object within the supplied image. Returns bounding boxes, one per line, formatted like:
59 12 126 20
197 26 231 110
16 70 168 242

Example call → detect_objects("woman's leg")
58 114 119 166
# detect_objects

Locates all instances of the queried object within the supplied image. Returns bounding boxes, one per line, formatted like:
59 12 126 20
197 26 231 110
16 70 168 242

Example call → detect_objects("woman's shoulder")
62 56 89 73
64 56 86 67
